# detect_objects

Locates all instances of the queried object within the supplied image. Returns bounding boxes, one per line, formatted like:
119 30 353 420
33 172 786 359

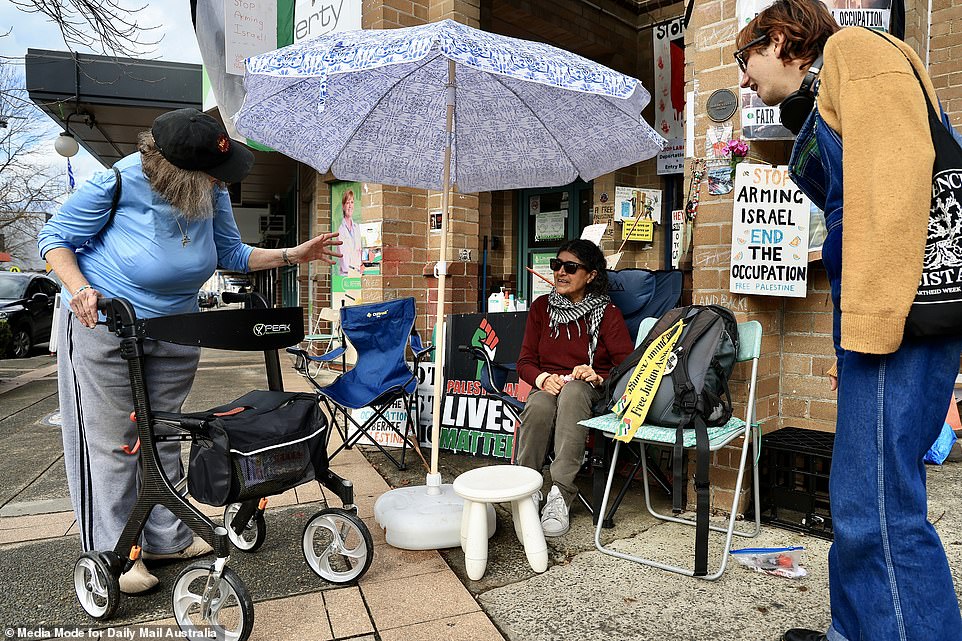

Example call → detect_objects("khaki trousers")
515 380 600 506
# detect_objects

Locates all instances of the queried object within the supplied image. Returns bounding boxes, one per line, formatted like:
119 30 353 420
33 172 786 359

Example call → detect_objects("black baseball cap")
151 108 254 183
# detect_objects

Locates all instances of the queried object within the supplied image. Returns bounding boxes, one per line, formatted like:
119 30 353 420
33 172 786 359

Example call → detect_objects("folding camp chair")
288 297 433 470
606 268 683 343
585 317 763 580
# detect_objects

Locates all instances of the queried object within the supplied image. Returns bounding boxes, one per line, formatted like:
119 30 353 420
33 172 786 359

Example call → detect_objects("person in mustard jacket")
736 2 962 640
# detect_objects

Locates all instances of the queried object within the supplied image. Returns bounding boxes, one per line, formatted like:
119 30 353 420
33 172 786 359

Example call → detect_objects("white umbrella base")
373 483 495 550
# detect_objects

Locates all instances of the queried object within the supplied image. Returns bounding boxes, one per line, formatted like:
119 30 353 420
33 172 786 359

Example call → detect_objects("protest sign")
730 164 811 297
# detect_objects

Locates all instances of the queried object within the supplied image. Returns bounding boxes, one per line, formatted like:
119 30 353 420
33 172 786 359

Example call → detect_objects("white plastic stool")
452 465 548 580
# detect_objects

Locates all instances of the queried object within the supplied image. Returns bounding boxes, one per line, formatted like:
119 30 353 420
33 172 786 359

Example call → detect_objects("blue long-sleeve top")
38 153 253 318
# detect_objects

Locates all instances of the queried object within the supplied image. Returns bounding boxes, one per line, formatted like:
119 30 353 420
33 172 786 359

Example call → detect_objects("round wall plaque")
706 89 738 123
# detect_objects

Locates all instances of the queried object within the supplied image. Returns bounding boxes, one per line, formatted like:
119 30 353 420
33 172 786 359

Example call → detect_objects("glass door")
517 181 592 303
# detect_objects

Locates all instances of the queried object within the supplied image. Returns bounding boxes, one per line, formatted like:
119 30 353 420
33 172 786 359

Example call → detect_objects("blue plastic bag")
924 422 957 465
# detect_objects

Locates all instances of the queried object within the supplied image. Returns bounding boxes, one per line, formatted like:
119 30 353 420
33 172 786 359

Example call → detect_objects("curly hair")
557 239 609 297
736 0 839 67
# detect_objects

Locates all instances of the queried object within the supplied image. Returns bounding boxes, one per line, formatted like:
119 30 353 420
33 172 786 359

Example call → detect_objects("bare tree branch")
0 60 67 266
8 0 162 57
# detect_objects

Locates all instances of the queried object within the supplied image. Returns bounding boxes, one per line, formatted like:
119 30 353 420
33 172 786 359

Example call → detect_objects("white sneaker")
531 490 542 514
540 485 569 537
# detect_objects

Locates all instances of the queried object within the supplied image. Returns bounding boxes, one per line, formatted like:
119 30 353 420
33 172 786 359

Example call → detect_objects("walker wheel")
302 508 373 584
223 503 267 552
73 553 119 620
172 562 253 641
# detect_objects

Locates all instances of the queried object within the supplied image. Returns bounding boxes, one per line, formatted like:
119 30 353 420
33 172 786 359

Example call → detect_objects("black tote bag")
899 53 962 336
868 29 962 337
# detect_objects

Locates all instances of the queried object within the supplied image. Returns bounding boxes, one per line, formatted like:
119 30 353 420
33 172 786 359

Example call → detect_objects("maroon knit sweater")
516 294 634 388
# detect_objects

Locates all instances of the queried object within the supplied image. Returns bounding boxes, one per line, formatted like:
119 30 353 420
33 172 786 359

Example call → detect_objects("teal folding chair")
584 318 763 580
300 306 345 376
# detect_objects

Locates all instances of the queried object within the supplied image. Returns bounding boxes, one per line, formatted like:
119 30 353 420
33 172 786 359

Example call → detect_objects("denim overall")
790 108 962 641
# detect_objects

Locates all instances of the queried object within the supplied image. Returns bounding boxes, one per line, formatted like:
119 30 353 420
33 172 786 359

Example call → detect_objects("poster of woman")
332 181 363 301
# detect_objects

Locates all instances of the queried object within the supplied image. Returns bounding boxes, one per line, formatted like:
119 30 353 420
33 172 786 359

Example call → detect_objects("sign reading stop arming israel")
729 164 811 298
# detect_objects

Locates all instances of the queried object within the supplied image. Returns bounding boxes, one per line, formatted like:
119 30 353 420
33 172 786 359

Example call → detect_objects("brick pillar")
686 0 786 516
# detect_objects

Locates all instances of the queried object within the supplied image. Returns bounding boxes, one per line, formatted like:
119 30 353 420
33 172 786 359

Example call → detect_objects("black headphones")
779 53 823 135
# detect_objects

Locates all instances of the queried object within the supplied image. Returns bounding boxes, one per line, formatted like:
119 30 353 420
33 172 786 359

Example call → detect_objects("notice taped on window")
730 164 811 298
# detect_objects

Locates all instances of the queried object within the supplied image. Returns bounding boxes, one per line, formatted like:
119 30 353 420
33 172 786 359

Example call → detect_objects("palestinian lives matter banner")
435 312 530 459
730 164 811 297
348 312 531 459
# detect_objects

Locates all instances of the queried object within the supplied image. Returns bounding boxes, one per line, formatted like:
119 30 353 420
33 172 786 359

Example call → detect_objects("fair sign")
730 164 811 298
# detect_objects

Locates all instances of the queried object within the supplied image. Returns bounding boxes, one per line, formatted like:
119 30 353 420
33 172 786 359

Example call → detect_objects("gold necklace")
173 217 191 247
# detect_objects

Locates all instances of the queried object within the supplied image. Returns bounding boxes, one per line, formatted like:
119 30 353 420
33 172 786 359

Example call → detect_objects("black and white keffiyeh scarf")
547 290 610 368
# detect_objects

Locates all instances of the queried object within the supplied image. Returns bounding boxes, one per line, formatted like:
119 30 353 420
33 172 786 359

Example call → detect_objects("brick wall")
686 0 779 515
928 0 962 129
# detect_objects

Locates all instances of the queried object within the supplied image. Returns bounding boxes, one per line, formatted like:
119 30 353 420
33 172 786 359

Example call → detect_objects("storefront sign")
429 312 531 459
730 164 811 297
534 211 566 242
530 252 555 299
293 0 362 42
653 16 686 175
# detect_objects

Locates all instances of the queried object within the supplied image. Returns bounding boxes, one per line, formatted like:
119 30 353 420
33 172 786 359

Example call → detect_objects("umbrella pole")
428 59 457 493
371 59 470 551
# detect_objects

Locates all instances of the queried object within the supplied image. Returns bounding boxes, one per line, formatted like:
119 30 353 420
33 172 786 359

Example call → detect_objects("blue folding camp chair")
606 268 683 343
287 297 434 470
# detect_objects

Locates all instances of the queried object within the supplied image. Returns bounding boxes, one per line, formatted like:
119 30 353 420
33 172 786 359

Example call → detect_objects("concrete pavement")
2 348 962 641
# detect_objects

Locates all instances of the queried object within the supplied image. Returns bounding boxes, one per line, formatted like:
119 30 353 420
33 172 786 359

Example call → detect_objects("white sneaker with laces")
540 485 569 537
531 490 542 514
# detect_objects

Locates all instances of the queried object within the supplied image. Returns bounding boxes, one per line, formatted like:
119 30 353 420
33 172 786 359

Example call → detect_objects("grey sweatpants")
58 305 200 554
515 380 601 506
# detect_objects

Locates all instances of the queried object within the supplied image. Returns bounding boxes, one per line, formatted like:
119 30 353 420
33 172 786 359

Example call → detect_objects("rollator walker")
72 293 372 641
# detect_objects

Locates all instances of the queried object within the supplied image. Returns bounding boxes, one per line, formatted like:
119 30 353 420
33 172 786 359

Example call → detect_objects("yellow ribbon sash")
613 318 684 442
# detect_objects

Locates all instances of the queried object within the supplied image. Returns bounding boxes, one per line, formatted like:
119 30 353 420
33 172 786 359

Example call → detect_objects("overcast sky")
1 0 203 187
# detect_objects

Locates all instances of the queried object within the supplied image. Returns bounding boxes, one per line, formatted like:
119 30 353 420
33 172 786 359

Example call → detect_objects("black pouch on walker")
188 390 328 506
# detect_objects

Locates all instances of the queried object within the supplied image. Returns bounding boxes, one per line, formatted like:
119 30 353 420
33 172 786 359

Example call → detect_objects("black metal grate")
755 427 835 540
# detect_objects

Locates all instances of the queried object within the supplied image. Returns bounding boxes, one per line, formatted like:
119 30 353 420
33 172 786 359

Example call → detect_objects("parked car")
197 290 219 309
0 272 59 358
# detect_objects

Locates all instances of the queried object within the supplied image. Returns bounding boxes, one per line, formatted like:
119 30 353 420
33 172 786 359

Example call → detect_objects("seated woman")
515 239 633 536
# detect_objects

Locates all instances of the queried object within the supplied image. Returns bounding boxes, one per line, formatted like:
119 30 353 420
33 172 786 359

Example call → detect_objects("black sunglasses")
550 258 588 275
734 34 769 73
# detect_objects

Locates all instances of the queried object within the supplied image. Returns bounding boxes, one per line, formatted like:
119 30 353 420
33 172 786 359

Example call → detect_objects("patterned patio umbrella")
235 19 665 545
